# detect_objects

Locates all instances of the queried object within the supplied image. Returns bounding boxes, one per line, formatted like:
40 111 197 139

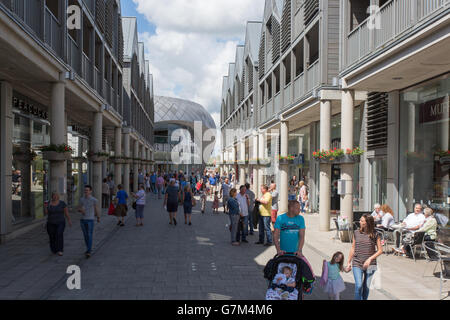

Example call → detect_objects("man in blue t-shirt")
209 175 217 195
274 200 306 257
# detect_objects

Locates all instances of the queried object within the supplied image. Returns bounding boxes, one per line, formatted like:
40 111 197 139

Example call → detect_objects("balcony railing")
83 0 95 16
82 53 93 88
274 92 281 114
283 83 291 108
344 0 449 69
44 7 62 57
306 60 319 92
68 36 81 75
294 73 305 101
104 80 111 104
267 98 273 120
95 67 102 96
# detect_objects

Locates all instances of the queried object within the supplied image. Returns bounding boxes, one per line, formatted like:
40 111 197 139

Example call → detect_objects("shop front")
11 92 50 225
399 74 450 220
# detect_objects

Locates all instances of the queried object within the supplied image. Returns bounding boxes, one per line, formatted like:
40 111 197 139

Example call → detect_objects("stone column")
50 78 68 201
92 111 103 200
319 100 332 231
114 127 122 187
133 139 139 192
258 131 265 198
341 90 355 223
240 139 246 186
252 133 259 194
280 121 289 214
0 82 13 240
123 129 130 195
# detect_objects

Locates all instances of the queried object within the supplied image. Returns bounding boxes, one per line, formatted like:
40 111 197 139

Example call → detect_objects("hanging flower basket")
339 154 361 164
72 156 88 163
313 147 364 164
279 155 295 165
88 152 110 162
259 159 272 167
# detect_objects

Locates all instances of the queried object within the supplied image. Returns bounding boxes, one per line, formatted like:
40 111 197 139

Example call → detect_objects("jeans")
353 266 377 300
288 194 296 201
229 214 240 243
300 200 306 213
80 220 95 253
102 193 109 208
248 209 254 234
47 222 65 253
157 185 162 198
151 182 156 194
259 216 273 244
237 216 249 242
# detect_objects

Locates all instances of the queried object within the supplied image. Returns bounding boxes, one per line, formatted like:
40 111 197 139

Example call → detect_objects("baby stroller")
264 253 315 301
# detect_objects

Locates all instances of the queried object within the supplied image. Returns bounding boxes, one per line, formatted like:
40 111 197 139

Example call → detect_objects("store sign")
13 95 49 120
419 97 449 124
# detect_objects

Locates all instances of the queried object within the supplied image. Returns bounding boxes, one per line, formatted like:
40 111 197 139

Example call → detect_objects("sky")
121 0 266 132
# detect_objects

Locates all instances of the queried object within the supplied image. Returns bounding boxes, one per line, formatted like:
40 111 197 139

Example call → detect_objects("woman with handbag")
182 185 195 226
132 184 146 227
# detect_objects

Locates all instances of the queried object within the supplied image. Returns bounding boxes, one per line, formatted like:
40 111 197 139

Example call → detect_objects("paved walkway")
0 193 447 300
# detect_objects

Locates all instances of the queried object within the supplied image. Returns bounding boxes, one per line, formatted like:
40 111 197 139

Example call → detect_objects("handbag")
132 201 137 210
192 197 197 207
108 202 115 216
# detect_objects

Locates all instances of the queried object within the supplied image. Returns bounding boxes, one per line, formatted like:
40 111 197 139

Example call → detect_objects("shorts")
271 210 278 224
135 204 145 219
183 204 193 214
223 196 230 205
114 204 128 217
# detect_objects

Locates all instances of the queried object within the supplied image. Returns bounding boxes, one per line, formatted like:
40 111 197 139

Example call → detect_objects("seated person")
395 208 437 256
393 204 426 249
371 203 383 225
378 204 395 230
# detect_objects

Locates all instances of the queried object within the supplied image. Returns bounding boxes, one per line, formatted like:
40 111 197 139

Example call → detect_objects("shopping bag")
369 265 382 290
108 202 115 216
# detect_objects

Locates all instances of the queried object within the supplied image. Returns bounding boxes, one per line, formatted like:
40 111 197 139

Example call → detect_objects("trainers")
242 240 248 243
255 241 264 245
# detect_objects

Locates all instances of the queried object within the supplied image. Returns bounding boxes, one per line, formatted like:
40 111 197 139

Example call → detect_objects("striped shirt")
353 230 379 269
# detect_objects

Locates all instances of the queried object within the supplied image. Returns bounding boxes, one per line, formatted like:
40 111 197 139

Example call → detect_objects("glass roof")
154 96 216 130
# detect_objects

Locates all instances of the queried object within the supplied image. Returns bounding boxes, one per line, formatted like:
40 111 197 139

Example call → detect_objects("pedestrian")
114 184 128 227
288 180 297 201
102 178 110 209
107 176 115 204
156 174 164 199
298 181 308 214
199 180 207 214
145 174 151 193
227 188 241 246
274 200 305 257
255 185 273 246
346 214 383 300
269 183 279 229
150 172 157 194
212 191 220 214
44 192 72 256
78 185 100 258
321 252 348 300
221 178 232 214
182 185 194 226
245 183 255 235
236 185 250 243
132 184 146 227
164 179 180 226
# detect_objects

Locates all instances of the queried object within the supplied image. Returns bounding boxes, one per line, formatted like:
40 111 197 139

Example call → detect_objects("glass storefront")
288 125 311 183
67 130 90 208
12 105 50 224
399 74 450 220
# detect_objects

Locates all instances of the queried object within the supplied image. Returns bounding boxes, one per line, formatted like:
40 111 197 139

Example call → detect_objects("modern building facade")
220 0 450 230
0 0 155 242
154 96 216 173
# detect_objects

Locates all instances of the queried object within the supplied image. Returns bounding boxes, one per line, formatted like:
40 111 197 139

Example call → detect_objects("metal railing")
294 73 305 101
306 60 319 92
44 7 62 57
82 53 93 87
345 0 449 69
95 67 102 97
274 92 281 114
68 36 81 75
104 80 111 104
283 83 291 108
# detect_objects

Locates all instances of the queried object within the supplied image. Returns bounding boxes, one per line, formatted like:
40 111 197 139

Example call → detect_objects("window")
284 56 291 85
267 78 272 100
46 0 60 20
349 0 370 32
294 41 304 77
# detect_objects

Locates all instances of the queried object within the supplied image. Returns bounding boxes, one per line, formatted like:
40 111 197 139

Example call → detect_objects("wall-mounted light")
65 71 75 81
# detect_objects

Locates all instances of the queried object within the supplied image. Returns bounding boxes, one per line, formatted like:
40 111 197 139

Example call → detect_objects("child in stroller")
264 253 315 301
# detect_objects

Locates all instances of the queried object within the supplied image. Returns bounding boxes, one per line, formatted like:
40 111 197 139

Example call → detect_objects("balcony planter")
279 156 296 165
42 151 72 162
259 159 272 167
72 157 88 163
111 157 128 164
237 160 248 165
13 151 38 162
338 155 361 164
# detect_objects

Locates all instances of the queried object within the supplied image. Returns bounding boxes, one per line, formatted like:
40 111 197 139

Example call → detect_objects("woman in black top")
164 179 180 226
44 192 72 256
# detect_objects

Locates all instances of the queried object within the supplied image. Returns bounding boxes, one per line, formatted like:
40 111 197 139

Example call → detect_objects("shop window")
307 23 319 66
274 66 280 94
83 16 93 58
267 78 272 100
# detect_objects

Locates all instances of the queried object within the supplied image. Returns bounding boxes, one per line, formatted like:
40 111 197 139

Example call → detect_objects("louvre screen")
259 32 265 79
272 16 281 63
304 0 319 25
281 0 292 53
366 92 388 150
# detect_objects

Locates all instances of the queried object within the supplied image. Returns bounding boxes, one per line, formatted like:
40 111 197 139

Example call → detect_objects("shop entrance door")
331 165 341 211
370 157 387 208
